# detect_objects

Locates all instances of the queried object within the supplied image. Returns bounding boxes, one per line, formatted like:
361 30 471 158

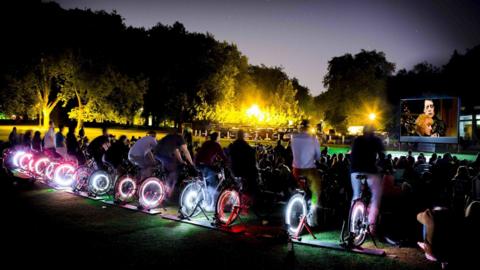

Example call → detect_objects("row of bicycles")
2 146 167 210
3 146 377 251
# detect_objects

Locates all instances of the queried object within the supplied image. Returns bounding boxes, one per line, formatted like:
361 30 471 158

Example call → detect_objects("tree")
6 52 73 127
322 50 395 132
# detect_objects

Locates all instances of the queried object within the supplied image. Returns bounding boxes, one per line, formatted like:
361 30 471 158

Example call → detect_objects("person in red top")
195 132 227 209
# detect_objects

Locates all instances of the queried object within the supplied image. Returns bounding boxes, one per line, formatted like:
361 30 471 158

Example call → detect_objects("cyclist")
349 124 385 236
195 132 227 210
128 131 157 179
154 129 194 196
291 119 322 227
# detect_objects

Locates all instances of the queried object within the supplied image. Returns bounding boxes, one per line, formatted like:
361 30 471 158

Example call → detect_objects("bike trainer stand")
290 215 386 257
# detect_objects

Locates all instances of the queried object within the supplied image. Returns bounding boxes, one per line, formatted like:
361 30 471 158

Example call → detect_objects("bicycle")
214 168 279 227
284 176 317 240
340 173 378 248
178 163 226 219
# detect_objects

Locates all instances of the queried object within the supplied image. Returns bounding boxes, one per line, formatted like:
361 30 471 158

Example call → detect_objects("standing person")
350 124 385 235
228 129 258 204
23 130 33 148
43 121 58 158
290 120 322 226
128 131 158 179
66 125 84 164
8 127 18 146
195 132 227 209
31 131 42 152
154 130 194 196
55 125 67 158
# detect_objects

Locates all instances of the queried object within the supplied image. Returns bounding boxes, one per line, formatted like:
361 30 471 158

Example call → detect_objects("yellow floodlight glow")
368 113 376 121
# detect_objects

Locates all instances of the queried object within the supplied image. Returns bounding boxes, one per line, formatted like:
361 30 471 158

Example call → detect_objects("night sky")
56 0 480 95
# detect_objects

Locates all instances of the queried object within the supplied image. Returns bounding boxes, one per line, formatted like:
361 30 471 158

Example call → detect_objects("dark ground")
2 172 443 270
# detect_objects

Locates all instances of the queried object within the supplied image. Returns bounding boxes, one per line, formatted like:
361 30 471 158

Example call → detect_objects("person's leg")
307 168 322 208
367 173 383 228
350 172 362 203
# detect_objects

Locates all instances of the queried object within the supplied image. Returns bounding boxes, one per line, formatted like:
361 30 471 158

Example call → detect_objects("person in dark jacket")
228 129 258 196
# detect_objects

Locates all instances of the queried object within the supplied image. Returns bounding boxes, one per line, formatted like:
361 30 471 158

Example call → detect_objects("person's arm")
180 144 194 165
173 148 186 164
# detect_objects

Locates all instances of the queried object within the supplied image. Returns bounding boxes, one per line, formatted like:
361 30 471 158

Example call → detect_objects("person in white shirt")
128 131 157 179
43 120 60 158
291 119 322 227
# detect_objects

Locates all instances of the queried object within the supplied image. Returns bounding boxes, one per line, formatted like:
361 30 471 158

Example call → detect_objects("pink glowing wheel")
138 177 165 210
114 175 137 203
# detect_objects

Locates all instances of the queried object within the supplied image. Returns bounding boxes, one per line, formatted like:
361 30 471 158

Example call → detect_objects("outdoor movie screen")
400 97 459 144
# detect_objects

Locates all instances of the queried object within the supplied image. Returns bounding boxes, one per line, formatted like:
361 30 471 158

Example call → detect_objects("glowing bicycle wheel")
348 200 368 247
114 174 137 203
19 152 34 171
53 163 77 188
10 150 26 169
285 193 308 235
138 177 165 210
215 188 241 226
73 165 93 191
34 157 50 178
179 181 209 217
88 170 113 196
45 162 59 181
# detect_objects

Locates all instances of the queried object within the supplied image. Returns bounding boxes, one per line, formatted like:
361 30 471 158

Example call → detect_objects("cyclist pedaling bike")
341 124 384 247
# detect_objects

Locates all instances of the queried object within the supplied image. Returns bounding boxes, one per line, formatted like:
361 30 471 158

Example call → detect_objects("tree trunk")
43 108 50 129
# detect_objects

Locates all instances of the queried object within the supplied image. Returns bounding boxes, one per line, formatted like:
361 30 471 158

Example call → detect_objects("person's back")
154 134 185 159
195 140 225 166
291 132 321 169
350 134 384 174
129 135 157 159
229 138 256 177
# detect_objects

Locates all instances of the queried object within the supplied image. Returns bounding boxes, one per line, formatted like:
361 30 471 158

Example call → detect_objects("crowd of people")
4 121 480 267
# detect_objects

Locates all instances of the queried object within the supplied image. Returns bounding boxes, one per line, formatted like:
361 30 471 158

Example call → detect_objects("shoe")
425 252 437 262
417 241 426 251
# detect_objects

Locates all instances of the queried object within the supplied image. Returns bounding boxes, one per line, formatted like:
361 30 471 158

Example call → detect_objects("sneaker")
417 241 426 251
425 252 437 262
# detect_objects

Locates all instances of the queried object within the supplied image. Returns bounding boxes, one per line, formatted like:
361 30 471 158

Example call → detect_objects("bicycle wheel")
88 170 113 196
285 193 307 235
138 177 165 210
215 188 241 226
73 165 93 191
19 152 33 171
45 162 58 181
53 163 76 188
348 200 368 247
114 174 137 203
34 157 50 178
179 181 205 218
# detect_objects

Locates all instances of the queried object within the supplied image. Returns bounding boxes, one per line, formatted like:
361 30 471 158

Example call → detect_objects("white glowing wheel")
88 170 113 196
179 181 207 217
215 188 241 226
45 162 58 181
285 193 307 235
11 150 26 168
19 153 33 171
114 175 137 202
53 163 76 187
138 177 165 210
349 200 368 247
34 157 50 177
